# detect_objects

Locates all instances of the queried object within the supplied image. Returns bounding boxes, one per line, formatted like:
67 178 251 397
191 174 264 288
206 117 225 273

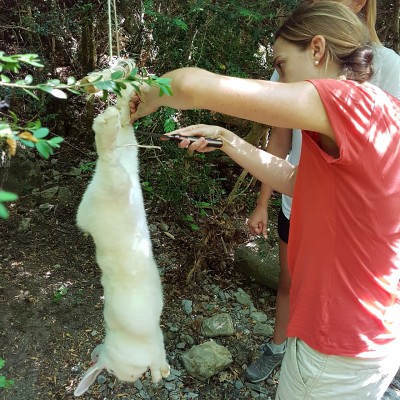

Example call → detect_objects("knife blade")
134 129 223 148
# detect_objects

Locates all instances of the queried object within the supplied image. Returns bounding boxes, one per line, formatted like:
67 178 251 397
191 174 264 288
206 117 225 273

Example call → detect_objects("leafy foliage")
0 190 18 219
0 0 396 268
0 358 14 389
0 52 172 218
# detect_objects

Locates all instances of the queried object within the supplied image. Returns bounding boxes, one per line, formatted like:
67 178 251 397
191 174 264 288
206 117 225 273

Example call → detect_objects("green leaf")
18 138 35 148
38 85 68 99
24 59 44 67
8 111 18 124
158 84 173 97
0 358 5 369
163 118 176 133
129 82 141 94
93 80 114 91
18 53 44 68
0 203 9 219
46 79 61 86
0 74 10 83
33 127 50 139
24 74 33 84
0 375 14 388
128 67 138 79
154 77 172 86
111 70 124 80
67 88 81 95
0 190 19 202
27 120 41 129
35 141 52 159
0 54 17 63
22 88 39 100
173 18 188 31
48 136 64 146
67 76 76 85
100 90 108 102
88 75 103 83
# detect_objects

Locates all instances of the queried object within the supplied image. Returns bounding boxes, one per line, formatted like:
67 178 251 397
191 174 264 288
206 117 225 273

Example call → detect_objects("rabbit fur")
74 88 170 397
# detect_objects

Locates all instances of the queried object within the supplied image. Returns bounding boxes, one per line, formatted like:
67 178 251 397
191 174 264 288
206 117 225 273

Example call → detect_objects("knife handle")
169 134 223 148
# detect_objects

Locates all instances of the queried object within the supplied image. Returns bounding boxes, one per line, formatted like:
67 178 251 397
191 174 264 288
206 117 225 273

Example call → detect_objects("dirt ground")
2 136 399 400
0 138 280 400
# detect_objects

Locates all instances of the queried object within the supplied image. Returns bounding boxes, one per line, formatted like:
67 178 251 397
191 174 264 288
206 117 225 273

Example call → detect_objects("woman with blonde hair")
245 0 400 385
130 1 400 398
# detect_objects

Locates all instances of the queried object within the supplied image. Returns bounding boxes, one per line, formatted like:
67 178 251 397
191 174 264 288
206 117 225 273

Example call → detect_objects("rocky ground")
0 137 286 400
1 136 399 400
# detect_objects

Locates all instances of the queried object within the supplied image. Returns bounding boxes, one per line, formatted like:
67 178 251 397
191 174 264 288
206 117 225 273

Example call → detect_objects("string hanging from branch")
108 0 120 61
79 1 137 94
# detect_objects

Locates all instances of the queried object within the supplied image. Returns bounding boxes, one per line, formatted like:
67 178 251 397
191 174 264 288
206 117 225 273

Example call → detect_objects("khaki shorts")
276 337 400 400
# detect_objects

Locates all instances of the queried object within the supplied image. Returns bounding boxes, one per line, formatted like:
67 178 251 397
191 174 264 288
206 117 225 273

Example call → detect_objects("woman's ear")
350 0 367 14
310 35 326 65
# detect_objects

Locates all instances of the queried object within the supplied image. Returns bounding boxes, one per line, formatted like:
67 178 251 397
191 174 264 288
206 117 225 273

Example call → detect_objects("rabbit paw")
150 361 170 383
93 107 121 154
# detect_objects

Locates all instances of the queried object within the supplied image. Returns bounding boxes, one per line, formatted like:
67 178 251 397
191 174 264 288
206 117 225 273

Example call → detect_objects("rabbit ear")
73 363 103 397
91 343 104 362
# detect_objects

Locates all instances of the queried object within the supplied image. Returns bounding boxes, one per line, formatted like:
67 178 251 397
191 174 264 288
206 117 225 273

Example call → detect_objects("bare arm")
256 127 292 206
247 127 292 237
222 130 297 197
172 124 297 197
131 67 334 141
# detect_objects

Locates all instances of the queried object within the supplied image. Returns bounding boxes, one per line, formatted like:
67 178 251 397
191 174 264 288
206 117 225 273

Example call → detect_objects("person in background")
130 2 400 398
245 0 400 384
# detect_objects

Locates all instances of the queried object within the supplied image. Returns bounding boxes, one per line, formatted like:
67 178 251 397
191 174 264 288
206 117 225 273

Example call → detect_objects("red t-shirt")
287 79 400 358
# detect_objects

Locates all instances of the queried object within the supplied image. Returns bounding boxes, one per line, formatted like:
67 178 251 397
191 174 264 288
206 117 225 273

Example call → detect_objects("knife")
134 129 223 148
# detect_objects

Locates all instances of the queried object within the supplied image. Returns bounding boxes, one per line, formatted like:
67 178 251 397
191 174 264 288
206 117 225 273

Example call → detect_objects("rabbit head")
73 342 146 397
74 340 170 397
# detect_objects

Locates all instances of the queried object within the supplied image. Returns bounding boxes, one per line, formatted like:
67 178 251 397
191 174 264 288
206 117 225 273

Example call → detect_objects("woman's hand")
247 204 269 238
167 124 231 153
129 84 161 123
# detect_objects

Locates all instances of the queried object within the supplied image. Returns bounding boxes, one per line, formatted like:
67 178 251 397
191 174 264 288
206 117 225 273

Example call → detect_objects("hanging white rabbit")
74 89 170 397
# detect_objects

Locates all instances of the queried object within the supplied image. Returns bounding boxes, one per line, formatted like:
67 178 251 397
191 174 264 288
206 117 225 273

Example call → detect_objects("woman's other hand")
167 124 230 153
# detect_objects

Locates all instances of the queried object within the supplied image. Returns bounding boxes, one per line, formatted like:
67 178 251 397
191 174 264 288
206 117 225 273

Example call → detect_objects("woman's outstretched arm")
130 67 334 141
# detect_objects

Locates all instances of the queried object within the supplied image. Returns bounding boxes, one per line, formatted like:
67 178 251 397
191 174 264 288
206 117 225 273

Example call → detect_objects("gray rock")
17 217 32 233
134 379 144 390
96 374 107 384
164 382 176 391
234 288 253 306
201 313 235 337
0 149 42 192
182 299 193 315
40 186 59 201
58 186 73 205
181 340 233 381
66 166 82 176
250 311 269 323
234 238 279 290
253 323 274 337
245 382 270 395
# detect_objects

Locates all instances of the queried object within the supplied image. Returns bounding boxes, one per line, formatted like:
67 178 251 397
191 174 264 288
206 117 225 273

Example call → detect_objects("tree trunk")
392 0 400 53
79 4 97 74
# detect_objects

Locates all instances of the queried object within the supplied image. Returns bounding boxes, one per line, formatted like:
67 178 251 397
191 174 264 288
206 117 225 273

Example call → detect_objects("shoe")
245 344 285 383
381 387 400 400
